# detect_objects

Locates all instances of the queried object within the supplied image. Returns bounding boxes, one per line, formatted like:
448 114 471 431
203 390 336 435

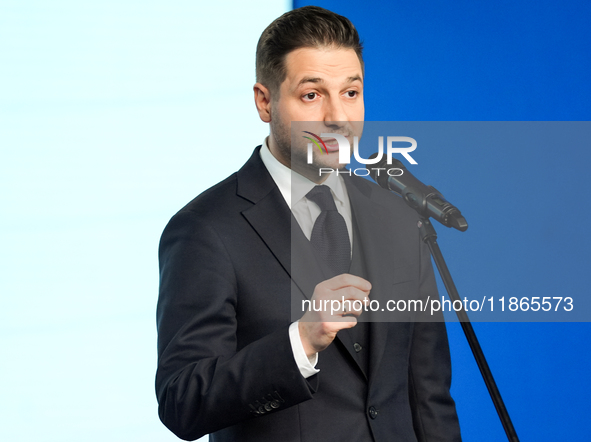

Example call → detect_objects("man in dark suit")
156 6 461 441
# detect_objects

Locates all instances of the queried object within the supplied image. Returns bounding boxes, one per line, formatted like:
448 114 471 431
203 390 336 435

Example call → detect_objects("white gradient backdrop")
0 1 289 440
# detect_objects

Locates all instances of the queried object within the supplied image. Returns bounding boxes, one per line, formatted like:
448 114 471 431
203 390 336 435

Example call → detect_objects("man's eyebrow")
297 77 324 87
346 75 363 84
296 75 363 88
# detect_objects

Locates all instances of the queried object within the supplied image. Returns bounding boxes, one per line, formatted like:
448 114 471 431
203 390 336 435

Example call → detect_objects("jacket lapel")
237 147 326 306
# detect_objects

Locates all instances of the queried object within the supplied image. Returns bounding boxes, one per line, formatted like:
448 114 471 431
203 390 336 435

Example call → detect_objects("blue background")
294 0 591 440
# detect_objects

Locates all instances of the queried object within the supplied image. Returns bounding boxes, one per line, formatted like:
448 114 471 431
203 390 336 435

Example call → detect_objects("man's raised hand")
298 274 371 358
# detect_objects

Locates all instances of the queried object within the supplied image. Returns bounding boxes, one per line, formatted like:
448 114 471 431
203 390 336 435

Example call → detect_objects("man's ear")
253 83 273 123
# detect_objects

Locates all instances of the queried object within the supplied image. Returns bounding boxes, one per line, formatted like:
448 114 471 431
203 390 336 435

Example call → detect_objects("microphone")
367 154 468 232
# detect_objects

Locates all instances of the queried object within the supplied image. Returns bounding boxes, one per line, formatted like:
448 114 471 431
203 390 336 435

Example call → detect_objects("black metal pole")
418 218 520 442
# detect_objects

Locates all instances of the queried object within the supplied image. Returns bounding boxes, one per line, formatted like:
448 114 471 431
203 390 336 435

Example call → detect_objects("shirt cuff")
288 322 319 378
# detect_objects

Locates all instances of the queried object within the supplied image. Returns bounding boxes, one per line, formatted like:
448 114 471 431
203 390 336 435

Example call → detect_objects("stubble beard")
270 110 352 183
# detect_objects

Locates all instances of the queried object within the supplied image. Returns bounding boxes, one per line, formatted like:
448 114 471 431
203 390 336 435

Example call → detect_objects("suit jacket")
156 146 461 441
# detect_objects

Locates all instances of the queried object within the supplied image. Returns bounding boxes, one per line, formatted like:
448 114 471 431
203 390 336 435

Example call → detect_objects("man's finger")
320 273 371 292
332 286 370 303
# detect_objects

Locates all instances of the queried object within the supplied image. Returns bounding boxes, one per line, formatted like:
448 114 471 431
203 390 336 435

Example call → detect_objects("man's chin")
291 162 345 183
312 152 347 170
316 162 348 172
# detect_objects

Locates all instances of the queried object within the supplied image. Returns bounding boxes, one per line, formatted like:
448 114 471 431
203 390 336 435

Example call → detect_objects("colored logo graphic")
302 130 418 166
302 131 328 154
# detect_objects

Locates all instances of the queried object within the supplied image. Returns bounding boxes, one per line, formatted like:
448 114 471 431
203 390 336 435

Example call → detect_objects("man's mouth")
321 137 340 152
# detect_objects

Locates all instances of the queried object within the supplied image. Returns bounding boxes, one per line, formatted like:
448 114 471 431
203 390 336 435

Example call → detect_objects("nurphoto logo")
303 131 418 177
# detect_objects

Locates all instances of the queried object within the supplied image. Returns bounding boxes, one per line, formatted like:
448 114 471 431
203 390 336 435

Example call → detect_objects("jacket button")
258 405 266 414
368 406 378 419
354 343 362 352
270 400 280 409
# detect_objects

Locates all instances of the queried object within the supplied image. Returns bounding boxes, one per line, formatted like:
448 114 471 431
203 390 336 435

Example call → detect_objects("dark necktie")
306 185 351 277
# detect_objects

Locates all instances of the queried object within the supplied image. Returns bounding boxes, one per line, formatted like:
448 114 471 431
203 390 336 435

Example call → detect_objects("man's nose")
323 95 348 127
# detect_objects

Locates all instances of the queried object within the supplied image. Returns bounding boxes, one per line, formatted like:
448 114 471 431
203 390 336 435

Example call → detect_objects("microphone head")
447 210 469 232
366 153 469 232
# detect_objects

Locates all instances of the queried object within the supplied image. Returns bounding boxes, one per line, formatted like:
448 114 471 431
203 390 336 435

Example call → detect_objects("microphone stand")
418 217 520 442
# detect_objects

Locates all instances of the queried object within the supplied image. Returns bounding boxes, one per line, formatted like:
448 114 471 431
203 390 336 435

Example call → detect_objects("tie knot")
306 185 337 212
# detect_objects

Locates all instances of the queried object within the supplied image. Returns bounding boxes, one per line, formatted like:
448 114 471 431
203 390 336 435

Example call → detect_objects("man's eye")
346 90 358 98
304 92 317 100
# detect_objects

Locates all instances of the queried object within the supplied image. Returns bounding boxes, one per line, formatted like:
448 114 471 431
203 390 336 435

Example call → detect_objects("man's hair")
256 6 364 97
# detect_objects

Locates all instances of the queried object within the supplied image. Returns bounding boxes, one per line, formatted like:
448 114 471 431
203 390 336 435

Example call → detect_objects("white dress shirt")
259 137 354 378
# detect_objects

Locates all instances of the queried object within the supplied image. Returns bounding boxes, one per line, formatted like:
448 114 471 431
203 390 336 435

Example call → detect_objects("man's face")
267 46 364 182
